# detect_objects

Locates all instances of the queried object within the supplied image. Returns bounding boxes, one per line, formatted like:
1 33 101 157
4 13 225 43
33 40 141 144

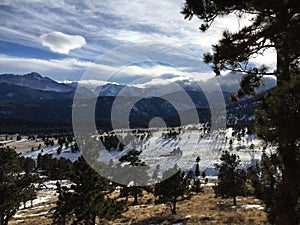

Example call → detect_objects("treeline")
0 118 73 134
98 129 152 151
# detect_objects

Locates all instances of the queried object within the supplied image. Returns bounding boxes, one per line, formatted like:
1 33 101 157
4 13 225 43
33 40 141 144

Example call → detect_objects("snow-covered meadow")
1 124 265 180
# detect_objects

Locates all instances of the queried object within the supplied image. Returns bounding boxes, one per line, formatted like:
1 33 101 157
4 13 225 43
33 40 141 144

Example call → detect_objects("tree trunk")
172 198 177 214
0 213 10 225
276 44 290 85
276 9 290 86
277 139 299 225
91 213 96 225
233 195 237 206
274 9 299 224
3 216 8 225
133 193 138 205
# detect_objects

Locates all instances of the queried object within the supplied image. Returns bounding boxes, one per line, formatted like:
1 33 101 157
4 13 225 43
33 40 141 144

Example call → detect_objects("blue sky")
0 0 276 83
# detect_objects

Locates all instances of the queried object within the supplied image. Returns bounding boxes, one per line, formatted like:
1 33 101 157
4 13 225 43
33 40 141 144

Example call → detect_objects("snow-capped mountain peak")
0 72 74 93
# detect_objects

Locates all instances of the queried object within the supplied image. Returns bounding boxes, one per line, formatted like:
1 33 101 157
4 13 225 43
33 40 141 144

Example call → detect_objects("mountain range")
0 72 274 132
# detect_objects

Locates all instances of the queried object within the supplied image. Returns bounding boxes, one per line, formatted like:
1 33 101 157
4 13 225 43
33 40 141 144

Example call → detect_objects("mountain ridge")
0 72 266 132
0 72 74 93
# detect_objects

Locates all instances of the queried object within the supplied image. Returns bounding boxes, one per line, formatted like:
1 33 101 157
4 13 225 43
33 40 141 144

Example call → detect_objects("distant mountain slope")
0 83 72 101
0 93 258 131
0 72 74 93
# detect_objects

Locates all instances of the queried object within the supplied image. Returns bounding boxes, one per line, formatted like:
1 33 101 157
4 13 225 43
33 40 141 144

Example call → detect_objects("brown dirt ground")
9 186 269 225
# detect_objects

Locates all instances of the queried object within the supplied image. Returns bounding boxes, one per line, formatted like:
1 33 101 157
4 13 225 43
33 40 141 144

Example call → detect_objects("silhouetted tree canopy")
182 0 300 96
182 1 300 224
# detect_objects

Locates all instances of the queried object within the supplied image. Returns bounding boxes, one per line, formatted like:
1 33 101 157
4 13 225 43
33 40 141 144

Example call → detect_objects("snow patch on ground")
43 180 75 189
14 211 49 218
19 189 56 209
232 204 264 210
22 144 80 162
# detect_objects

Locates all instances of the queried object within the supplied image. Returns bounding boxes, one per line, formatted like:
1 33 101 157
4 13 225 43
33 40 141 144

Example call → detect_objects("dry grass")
110 186 268 225
10 186 269 225
0 136 47 153
8 141 44 153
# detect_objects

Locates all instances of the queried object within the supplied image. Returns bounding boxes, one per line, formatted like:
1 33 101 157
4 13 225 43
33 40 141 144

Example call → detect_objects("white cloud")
248 47 277 71
39 32 86 54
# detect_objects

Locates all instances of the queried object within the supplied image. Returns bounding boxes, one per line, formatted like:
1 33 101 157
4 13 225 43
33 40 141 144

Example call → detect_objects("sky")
0 0 277 84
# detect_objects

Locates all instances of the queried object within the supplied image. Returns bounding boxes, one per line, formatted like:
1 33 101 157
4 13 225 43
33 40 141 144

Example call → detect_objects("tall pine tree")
214 151 247 205
154 165 190 214
117 149 150 205
181 1 300 224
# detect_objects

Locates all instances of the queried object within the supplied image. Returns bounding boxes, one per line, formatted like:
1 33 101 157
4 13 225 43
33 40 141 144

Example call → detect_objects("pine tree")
189 156 207 193
118 149 150 205
0 147 37 225
19 174 38 209
195 156 200 177
152 164 160 180
181 1 300 224
19 156 35 174
247 151 282 224
56 147 62 155
214 151 247 205
254 74 300 223
53 156 126 225
247 163 264 199
154 165 190 214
